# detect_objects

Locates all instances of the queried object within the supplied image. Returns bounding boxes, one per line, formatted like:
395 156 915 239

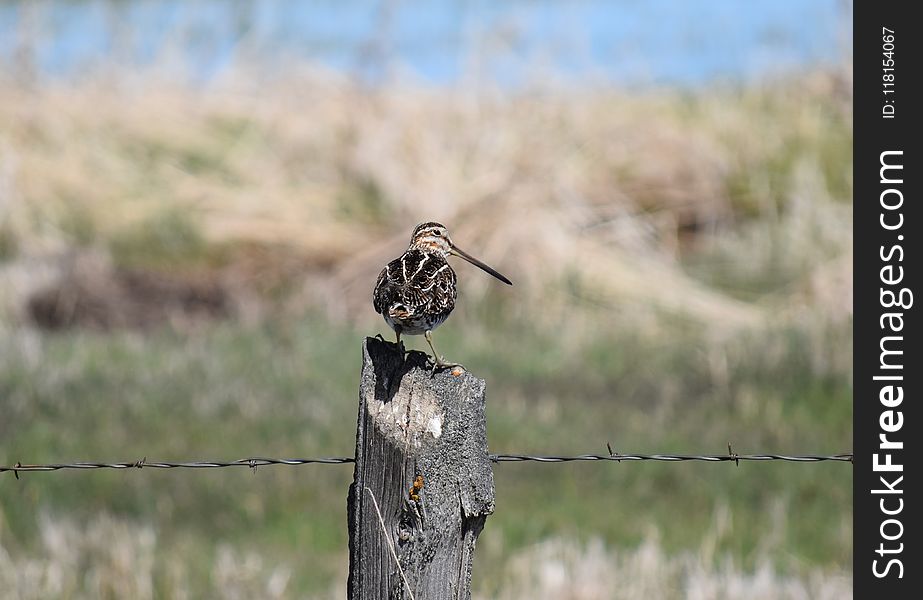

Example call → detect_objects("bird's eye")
432 230 442 237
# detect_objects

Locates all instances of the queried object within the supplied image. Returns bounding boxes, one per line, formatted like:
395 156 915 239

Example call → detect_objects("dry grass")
481 536 850 600
0 512 849 600
0 513 295 600
0 69 851 337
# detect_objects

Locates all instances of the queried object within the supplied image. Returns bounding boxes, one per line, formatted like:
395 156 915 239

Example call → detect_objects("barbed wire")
0 448 852 478
490 452 854 464
0 457 353 478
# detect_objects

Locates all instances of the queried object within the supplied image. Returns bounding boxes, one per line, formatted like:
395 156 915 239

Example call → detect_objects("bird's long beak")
450 245 513 285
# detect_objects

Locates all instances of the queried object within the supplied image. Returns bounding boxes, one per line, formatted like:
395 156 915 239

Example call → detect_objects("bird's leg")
375 330 406 356
395 330 406 355
424 330 462 373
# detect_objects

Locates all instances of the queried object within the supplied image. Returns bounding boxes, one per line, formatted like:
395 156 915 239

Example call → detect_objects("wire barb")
728 443 739 467
606 442 621 462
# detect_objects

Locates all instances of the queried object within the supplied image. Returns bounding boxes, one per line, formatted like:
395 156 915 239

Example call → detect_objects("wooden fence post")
347 336 495 599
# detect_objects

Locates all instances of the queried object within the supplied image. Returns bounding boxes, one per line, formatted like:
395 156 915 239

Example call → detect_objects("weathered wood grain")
347 337 495 599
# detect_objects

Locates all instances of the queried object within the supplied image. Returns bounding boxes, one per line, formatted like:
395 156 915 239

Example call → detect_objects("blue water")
0 0 851 87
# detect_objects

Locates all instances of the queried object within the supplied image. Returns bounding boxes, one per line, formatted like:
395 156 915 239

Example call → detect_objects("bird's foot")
428 355 465 377
421 330 462 376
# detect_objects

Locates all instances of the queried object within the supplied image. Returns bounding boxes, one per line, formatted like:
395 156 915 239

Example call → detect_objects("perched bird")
373 222 512 368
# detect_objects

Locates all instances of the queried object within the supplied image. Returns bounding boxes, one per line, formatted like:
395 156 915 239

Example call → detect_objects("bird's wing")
404 252 456 315
372 258 402 315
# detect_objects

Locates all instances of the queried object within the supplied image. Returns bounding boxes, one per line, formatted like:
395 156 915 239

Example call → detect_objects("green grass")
0 313 851 595
108 209 211 270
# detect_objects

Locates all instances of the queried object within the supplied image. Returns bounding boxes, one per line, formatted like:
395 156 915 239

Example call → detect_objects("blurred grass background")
0 1 852 598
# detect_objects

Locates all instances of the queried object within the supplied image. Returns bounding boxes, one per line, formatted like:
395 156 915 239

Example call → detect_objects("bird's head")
408 221 512 285
409 221 453 256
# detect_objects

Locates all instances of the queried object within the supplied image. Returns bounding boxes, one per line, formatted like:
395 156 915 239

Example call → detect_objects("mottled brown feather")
373 248 457 334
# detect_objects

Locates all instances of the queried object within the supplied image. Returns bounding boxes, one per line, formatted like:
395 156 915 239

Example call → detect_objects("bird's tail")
388 304 412 320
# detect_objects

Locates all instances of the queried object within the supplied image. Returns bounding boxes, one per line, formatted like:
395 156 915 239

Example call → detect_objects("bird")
373 221 512 369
